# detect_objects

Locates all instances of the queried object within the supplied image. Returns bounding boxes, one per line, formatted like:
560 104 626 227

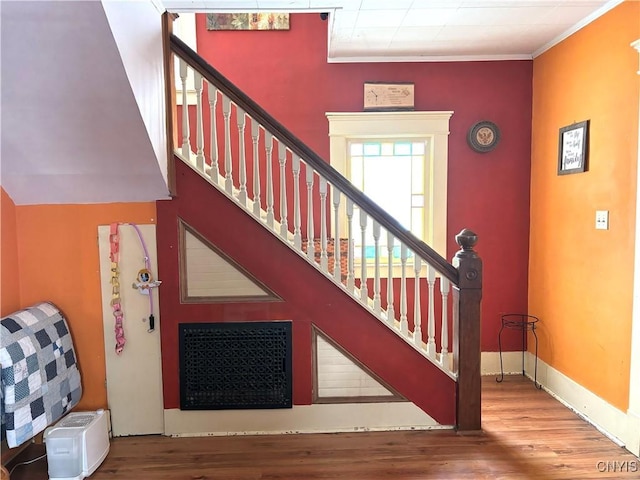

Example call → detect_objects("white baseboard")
164 402 444 437
626 410 640 456
483 351 639 457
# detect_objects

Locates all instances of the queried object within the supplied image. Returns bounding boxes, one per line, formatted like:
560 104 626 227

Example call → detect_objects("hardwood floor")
6 376 639 479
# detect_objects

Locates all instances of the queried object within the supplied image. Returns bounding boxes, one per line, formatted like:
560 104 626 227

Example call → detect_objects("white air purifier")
44 410 110 480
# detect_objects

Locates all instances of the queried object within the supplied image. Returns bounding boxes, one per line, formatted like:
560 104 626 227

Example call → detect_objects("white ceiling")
161 0 621 62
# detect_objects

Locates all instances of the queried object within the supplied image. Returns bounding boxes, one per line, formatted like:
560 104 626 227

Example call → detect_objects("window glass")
349 140 426 260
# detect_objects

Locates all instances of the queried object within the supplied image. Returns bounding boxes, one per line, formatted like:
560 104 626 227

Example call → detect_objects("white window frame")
326 111 452 259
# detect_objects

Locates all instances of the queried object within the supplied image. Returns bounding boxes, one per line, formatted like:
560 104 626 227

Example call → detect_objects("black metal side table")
496 313 542 389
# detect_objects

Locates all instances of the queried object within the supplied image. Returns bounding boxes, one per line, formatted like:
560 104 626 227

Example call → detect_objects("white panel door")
98 224 164 436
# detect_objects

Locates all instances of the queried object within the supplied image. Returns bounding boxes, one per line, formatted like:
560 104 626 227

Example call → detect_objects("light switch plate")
595 210 609 230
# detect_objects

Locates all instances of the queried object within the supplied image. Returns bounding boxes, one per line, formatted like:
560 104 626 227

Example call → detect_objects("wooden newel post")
452 228 482 431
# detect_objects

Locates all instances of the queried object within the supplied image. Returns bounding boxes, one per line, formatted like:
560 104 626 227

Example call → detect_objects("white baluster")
332 188 342 283
236 107 247 205
373 221 381 315
319 178 328 272
193 71 204 172
440 277 450 368
207 82 219 184
292 155 302 250
222 96 232 195
306 166 315 262
400 245 408 335
265 132 274 228
386 231 395 324
452 287 460 375
251 119 261 216
278 142 288 238
359 210 368 302
179 59 191 159
426 265 436 358
414 256 423 349
346 199 355 292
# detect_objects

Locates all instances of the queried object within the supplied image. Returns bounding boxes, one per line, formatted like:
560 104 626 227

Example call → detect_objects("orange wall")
10 202 156 410
1 187 21 315
530 2 639 411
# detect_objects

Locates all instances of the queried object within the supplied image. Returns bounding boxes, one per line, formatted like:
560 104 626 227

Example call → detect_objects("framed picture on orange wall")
558 120 589 175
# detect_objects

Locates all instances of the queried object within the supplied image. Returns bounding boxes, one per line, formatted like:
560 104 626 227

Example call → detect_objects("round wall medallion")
467 121 500 153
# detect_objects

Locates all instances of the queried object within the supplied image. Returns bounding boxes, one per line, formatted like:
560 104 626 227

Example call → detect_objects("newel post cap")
455 228 478 254
453 228 482 288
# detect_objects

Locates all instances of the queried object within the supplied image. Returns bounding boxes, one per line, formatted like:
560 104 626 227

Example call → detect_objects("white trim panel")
164 402 443 436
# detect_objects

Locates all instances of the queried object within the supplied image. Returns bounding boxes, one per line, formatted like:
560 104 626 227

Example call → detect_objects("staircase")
157 29 482 431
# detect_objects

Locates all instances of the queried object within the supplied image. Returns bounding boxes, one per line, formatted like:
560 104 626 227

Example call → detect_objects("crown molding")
327 53 532 64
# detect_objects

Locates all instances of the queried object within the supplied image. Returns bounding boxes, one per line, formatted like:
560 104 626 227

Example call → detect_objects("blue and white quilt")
0 302 82 448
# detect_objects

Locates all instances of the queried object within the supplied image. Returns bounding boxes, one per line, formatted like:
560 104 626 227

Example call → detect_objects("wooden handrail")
169 34 458 285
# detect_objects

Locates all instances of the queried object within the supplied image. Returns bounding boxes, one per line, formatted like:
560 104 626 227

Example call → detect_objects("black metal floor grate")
179 322 292 410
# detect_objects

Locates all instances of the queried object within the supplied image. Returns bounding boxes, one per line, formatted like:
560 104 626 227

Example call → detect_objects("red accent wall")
157 160 456 424
194 13 533 351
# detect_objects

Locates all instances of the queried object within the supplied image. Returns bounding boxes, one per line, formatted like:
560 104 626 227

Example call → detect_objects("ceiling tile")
355 9 407 28
435 25 489 41
336 0 363 11
390 26 442 43
411 0 464 6
401 8 459 27
256 0 311 8
360 0 413 9
332 10 359 28
309 0 343 6
352 26 397 42
539 4 610 25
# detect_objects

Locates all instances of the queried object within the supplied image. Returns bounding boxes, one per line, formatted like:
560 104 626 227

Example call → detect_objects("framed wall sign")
558 120 589 175
364 82 414 111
